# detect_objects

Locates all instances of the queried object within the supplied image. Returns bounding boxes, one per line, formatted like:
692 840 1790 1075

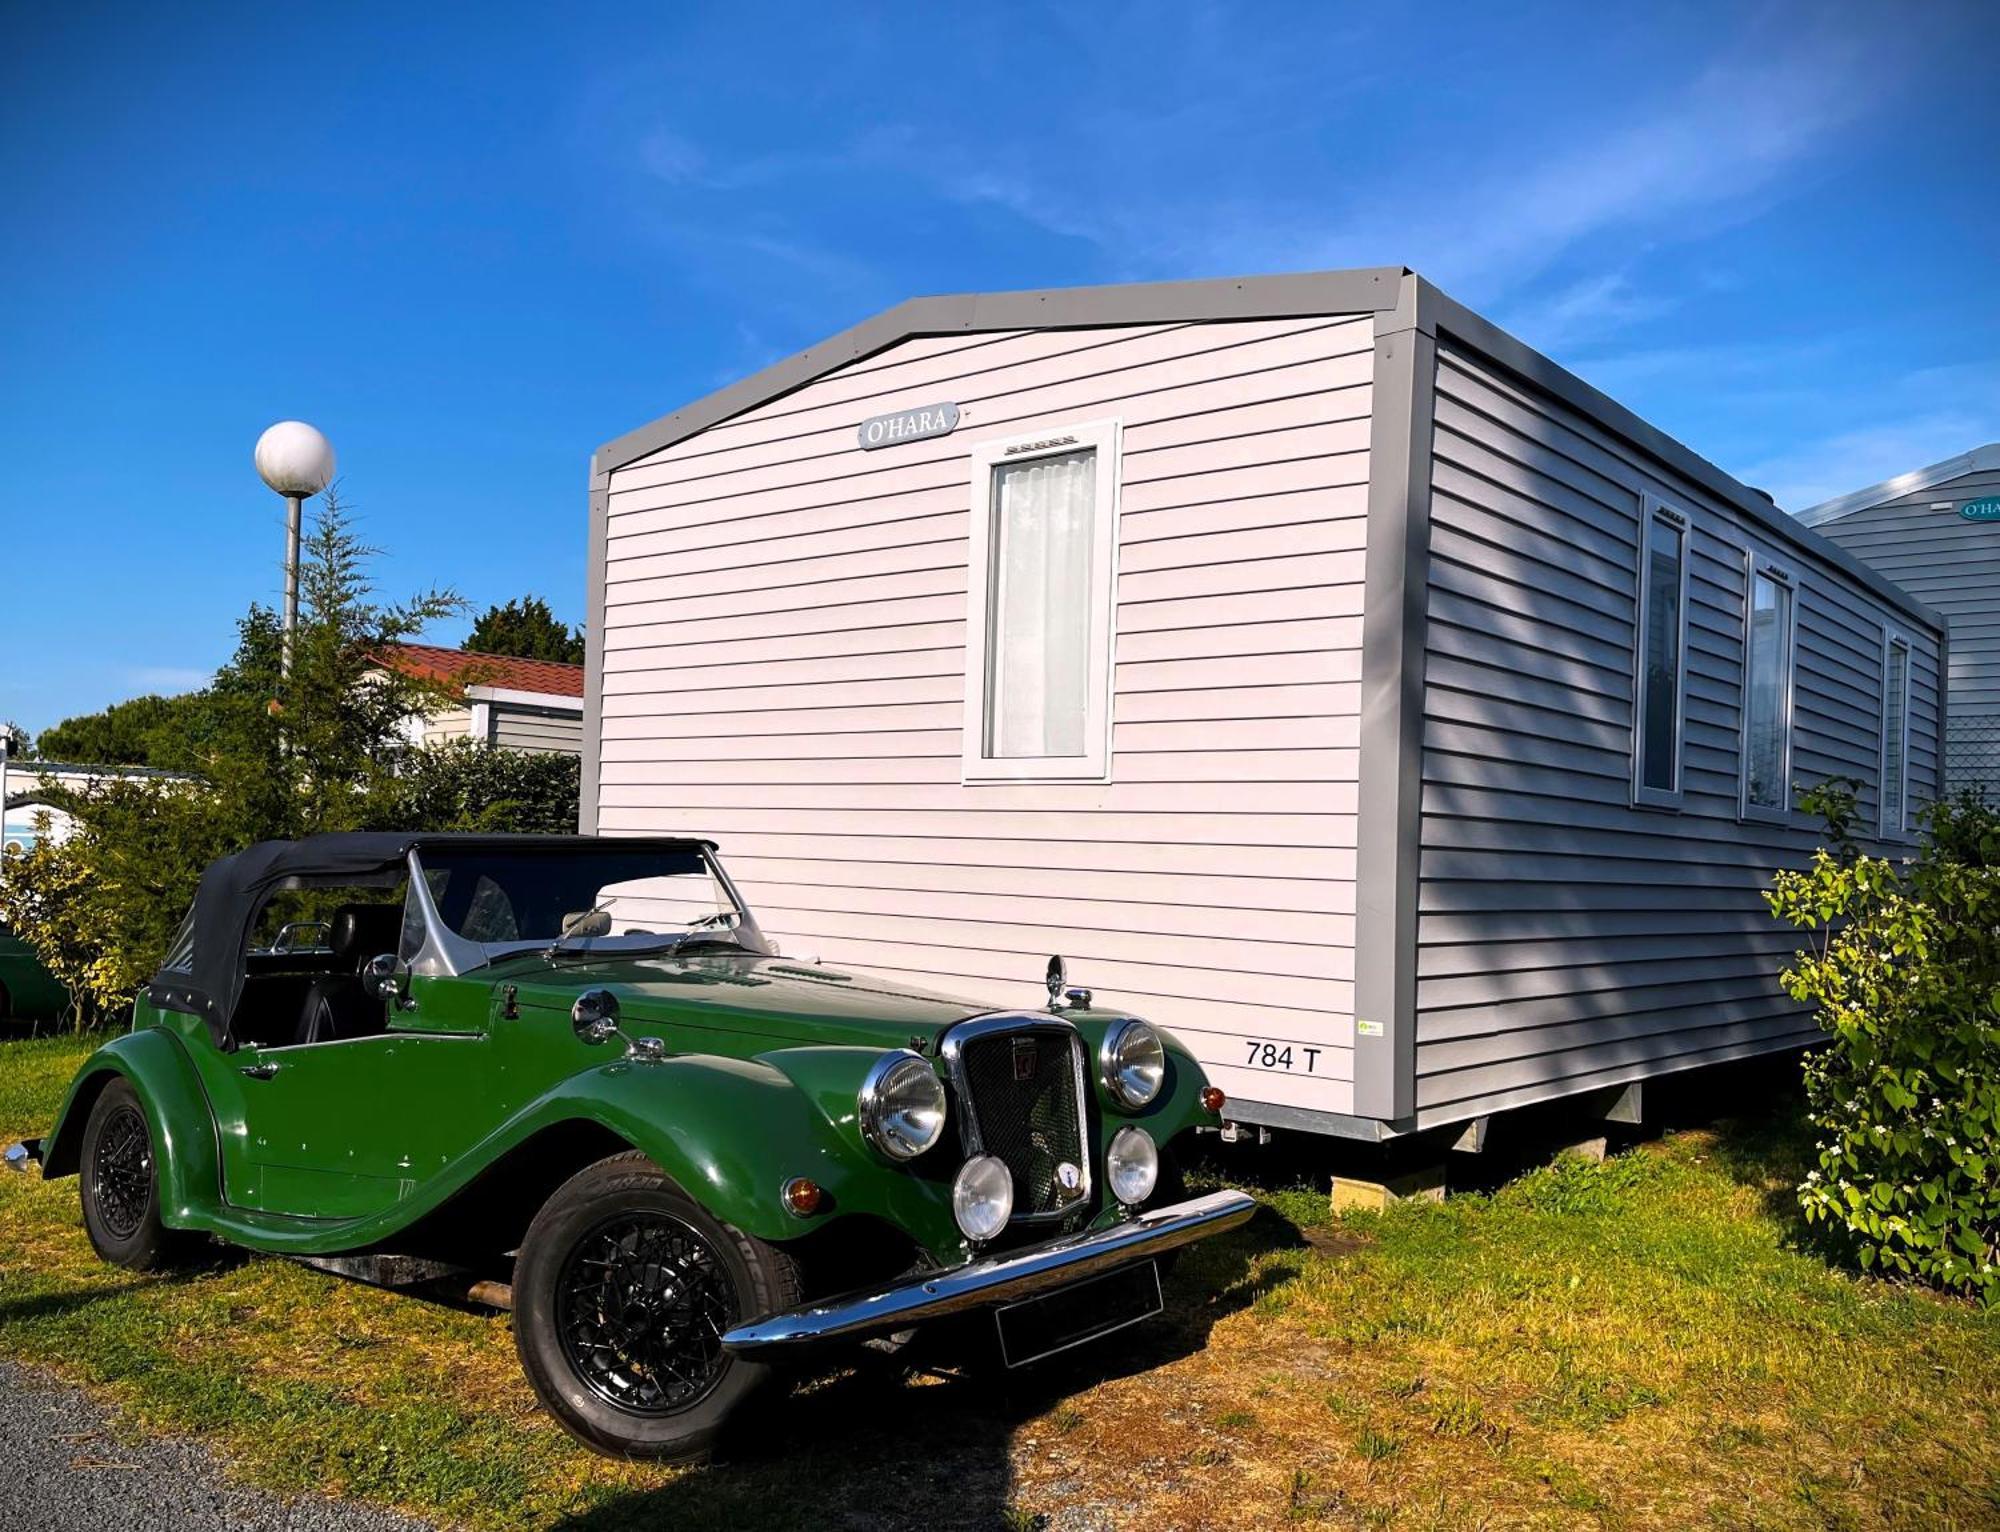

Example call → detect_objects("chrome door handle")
240 1063 280 1080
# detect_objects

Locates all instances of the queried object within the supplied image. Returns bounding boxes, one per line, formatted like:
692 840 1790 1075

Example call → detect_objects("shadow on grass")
0 1280 152 1327
549 1209 1287 1532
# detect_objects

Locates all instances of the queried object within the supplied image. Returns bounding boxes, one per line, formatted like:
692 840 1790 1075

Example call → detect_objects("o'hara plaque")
857 402 960 450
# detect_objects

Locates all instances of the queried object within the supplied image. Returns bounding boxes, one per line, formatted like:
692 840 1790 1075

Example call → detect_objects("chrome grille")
946 1017 1090 1220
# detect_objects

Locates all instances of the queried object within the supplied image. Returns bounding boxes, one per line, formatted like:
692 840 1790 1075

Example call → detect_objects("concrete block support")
1331 1165 1445 1212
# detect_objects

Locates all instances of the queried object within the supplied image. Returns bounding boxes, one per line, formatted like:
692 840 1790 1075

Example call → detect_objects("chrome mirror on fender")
363 953 413 1009
1044 954 1091 1013
572 988 665 1062
572 987 622 1044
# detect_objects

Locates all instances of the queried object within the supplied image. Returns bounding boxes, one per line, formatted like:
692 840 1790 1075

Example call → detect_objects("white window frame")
1632 495 1690 810
961 418 1122 783
1738 553 1799 823
1879 629 1914 840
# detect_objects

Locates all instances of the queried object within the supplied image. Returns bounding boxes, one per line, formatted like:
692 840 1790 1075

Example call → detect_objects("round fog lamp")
1107 1126 1160 1206
952 1154 1014 1242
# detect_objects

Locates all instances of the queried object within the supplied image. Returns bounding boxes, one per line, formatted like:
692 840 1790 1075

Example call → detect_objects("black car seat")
295 904 404 1046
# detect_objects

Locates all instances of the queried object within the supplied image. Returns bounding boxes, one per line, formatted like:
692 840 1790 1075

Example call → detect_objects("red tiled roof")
373 642 585 699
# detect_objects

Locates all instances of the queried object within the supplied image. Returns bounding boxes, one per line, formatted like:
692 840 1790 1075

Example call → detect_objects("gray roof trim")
1416 280 1944 633
579 477 608 834
591 266 1409 476
1794 442 2000 528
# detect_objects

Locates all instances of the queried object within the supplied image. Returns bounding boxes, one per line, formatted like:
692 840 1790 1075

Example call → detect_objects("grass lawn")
1 1031 1996 1529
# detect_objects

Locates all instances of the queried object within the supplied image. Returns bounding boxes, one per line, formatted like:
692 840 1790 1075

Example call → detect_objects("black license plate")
993 1260 1164 1368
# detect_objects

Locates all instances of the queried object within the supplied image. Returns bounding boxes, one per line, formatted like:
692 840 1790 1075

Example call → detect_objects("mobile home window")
1633 499 1688 806
1881 634 1911 836
963 420 1121 781
1741 560 1796 816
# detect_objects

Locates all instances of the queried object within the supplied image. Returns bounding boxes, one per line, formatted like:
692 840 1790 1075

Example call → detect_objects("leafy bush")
1 782 237 1024
1767 782 1999 1303
384 741 579 834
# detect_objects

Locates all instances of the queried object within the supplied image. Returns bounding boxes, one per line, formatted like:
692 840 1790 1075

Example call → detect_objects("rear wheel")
512 1151 801 1461
78 1078 194 1271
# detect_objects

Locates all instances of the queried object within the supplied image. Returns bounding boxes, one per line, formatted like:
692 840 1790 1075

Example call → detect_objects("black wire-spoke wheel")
89 1102 153 1241
514 1152 802 1461
557 1213 737 1416
78 1077 192 1272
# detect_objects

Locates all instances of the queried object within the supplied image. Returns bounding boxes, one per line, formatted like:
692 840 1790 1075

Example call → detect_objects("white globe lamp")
254 421 337 674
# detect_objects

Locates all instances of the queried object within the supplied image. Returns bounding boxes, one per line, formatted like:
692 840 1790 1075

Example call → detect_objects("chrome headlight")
1099 1019 1166 1109
1107 1126 1160 1206
952 1153 1014 1241
857 1050 947 1162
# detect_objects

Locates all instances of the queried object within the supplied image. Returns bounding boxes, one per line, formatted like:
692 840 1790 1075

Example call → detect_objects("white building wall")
598 315 1373 1113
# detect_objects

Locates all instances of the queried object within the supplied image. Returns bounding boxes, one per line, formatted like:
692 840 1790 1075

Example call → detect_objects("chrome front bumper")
721 1188 1256 1355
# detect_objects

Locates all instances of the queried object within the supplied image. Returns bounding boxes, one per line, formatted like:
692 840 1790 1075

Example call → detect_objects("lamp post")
254 421 337 676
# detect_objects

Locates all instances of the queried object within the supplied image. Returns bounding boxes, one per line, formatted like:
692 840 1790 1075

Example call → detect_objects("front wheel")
512 1152 801 1461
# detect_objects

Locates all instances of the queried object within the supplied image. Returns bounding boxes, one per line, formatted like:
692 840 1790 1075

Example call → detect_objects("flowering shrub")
1767 782 1999 1303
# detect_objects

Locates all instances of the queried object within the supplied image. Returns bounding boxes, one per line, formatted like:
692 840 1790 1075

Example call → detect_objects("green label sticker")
1355 1019 1385 1037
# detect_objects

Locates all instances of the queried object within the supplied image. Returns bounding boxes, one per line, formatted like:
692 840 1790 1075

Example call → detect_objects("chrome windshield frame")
401 843 772 979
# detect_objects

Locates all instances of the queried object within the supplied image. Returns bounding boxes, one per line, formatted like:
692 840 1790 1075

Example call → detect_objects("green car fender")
522 1047 961 1251
39 1027 221 1229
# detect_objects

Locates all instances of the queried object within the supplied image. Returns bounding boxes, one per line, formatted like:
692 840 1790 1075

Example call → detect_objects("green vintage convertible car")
10 833 1251 1459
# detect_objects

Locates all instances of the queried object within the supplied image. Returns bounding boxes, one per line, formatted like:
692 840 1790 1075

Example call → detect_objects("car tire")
512 1150 801 1462
78 1077 194 1271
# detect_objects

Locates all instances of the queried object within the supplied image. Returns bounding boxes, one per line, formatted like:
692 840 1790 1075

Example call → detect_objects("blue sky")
3 1 1995 737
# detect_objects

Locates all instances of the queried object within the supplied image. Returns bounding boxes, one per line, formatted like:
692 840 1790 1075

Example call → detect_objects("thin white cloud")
1737 363 2000 510
1497 272 1679 354
941 11 1929 326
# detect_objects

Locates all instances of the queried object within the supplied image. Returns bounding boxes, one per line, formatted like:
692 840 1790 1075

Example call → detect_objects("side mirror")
572 987 621 1045
571 988 665 1062
363 953 409 1006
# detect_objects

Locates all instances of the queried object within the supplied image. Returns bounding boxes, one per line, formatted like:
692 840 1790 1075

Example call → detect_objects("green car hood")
493 949 1016 1050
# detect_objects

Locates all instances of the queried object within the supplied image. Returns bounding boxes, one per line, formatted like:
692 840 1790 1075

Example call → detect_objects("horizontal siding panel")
629 825 1356 882
754 904 1352 981
599 747 1355 787
1415 1022 1818 1116
597 780 1355 816
596 801 1355 848
757 930 1349 1020
1120 616 1361 664
732 859 1354 917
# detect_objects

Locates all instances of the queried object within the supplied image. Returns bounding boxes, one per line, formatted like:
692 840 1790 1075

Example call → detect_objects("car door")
215 975 505 1221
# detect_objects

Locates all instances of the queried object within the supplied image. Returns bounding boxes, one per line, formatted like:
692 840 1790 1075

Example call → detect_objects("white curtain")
986 449 1095 757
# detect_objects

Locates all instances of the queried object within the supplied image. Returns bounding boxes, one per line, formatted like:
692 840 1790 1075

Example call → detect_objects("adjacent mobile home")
580 267 1944 1141
1799 444 2000 798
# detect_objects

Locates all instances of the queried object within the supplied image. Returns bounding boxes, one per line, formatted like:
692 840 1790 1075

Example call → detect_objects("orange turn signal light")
783 1177 824 1217
1200 1086 1226 1114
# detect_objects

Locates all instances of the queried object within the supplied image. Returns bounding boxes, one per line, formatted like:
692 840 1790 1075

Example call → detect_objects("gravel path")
0 1361 437 1532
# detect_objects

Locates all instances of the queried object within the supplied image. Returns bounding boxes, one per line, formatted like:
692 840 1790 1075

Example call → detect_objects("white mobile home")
580 268 1944 1141
1798 444 2000 798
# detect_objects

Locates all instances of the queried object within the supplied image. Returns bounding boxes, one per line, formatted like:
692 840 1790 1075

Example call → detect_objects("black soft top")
149 832 715 1048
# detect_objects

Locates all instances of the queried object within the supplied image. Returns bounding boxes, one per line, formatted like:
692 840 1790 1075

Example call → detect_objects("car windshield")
411 843 768 966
